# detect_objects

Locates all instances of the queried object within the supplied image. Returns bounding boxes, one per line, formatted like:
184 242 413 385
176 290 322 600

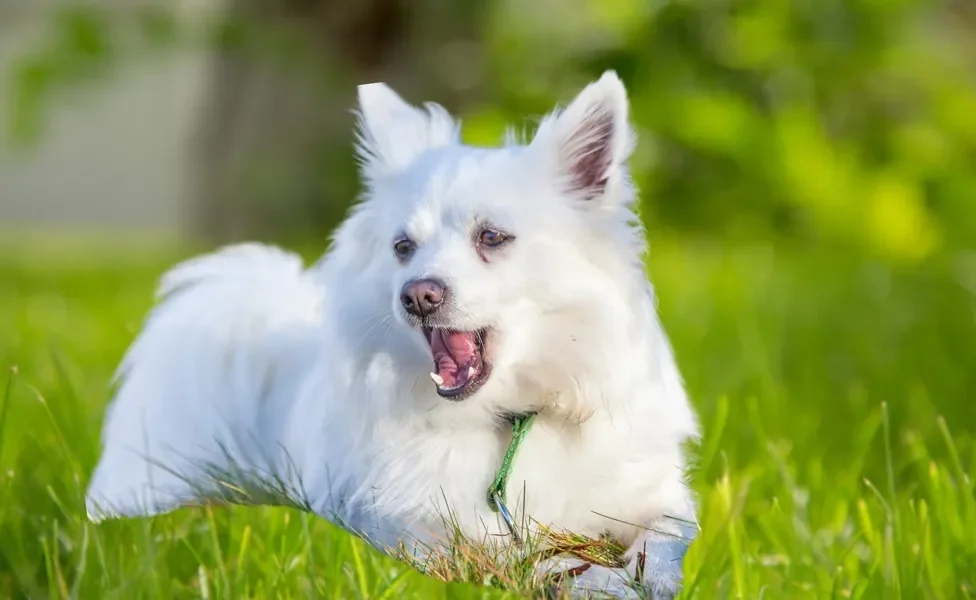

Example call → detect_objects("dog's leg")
536 511 695 600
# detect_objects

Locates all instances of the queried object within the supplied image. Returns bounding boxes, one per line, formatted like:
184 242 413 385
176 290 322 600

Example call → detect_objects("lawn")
0 233 973 599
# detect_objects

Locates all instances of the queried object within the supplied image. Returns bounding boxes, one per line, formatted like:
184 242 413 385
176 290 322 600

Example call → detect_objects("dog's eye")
393 238 416 259
478 229 509 248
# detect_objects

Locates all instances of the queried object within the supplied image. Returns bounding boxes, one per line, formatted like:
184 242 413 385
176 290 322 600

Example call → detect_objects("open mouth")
422 327 492 400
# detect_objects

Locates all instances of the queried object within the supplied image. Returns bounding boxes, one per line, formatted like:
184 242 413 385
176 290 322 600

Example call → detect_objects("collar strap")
486 412 537 513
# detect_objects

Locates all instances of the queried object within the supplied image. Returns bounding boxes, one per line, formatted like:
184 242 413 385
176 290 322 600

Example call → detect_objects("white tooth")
467 366 476 379
429 372 445 386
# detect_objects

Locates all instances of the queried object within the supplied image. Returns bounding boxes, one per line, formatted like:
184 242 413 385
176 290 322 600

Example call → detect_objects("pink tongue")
436 330 477 362
430 330 479 388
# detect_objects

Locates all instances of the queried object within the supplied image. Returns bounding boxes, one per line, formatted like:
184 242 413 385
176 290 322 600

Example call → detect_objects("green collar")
486 413 537 542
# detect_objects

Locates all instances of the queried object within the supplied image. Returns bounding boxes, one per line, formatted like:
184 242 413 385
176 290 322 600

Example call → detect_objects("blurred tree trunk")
191 0 488 242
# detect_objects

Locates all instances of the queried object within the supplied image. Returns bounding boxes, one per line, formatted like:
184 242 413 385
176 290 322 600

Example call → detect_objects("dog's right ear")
355 83 459 182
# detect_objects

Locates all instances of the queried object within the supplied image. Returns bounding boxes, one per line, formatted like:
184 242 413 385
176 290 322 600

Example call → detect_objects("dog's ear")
355 82 459 182
531 71 635 203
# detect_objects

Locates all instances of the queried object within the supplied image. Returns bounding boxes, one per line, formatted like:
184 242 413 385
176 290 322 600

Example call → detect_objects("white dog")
86 71 700 598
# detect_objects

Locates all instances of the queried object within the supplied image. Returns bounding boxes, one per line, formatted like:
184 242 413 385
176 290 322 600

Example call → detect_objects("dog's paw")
623 539 686 600
625 554 681 599
536 556 642 599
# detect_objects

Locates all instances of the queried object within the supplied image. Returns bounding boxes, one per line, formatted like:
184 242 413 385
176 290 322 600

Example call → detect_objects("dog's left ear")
355 82 459 182
532 71 635 204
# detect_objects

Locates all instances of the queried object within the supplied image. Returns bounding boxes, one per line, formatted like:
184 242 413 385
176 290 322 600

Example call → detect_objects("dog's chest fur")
346 406 667 550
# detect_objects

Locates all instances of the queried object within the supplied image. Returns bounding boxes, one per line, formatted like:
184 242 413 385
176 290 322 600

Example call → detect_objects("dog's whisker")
360 313 395 344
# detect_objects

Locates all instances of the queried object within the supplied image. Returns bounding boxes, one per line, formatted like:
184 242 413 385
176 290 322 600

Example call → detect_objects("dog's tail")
85 243 326 521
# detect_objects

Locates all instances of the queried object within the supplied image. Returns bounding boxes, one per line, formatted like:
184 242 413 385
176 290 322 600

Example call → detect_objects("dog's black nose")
400 278 446 317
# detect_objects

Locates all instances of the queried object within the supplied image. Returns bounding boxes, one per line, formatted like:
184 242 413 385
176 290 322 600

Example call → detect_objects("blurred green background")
1 0 974 598
5 0 976 253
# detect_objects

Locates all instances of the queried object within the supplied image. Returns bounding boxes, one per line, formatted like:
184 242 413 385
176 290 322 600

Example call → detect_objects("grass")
0 232 974 599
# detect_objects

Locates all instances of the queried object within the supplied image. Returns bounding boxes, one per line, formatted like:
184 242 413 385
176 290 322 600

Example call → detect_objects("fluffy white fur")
86 72 700 599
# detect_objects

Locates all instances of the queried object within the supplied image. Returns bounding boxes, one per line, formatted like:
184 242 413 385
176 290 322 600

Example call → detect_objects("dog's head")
336 72 652 416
